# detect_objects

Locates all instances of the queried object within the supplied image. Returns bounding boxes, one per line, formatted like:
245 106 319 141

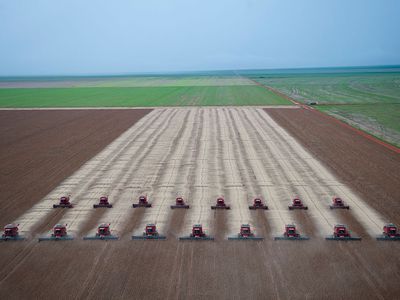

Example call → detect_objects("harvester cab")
289 197 308 210
38 224 73 241
179 224 214 240
329 197 349 209
93 196 112 208
133 195 152 208
83 223 118 240
132 224 166 240
326 224 361 241
274 224 309 240
170 197 190 209
228 224 263 240
249 198 268 210
211 197 230 210
53 196 73 208
1 224 24 241
377 223 400 241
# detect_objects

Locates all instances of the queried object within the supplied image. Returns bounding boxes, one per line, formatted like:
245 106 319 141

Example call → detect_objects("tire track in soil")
242 108 345 236
255 109 384 237
74 108 181 237
234 108 297 234
39 108 176 237
182 108 211 234
166 108 204 238
224 108 272 237
135 108 199 238
211 109 229 239
13 109 163 234
97 108 190 237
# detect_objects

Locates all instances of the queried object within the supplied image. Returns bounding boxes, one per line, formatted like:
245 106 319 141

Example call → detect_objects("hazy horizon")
1 0 399 76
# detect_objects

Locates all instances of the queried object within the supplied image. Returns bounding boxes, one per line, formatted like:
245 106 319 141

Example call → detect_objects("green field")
249 68 400 147
0 85 291 107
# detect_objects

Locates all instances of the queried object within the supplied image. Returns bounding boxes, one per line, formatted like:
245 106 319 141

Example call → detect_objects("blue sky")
0 0 399 75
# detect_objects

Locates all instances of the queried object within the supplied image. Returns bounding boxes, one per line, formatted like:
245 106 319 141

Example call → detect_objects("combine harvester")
249 198 268 210
376 223 400 241
179 224 214 241
329 197 350 209
274 224 309 241
83 223 118 240
0 224 25 241
170 197 190 209
38 224 73 242
211 197 230 210
132 195 152 208
93 196 112 208
288 197 308 210
326 224 361 241
53 196 73 208
132 224 166 240
228 224 263 240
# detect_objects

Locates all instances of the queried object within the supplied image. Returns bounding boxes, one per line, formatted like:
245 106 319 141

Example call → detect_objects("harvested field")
0 109 151 226
0 108 399 299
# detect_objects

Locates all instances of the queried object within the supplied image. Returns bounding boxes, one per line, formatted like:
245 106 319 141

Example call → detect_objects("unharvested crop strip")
255 110 385 236
14 109 164 232
56 109 181 234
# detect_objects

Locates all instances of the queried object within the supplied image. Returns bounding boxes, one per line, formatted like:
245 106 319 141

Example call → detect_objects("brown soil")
0 109 151 226
1 108 400 299
265 107 400 225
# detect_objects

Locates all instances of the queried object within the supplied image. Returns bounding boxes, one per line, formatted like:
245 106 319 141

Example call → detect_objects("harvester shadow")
120 208 146 239
166 209 187 239
211 210 229 240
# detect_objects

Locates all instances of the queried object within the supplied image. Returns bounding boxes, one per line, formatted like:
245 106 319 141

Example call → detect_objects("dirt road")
0 108 399 299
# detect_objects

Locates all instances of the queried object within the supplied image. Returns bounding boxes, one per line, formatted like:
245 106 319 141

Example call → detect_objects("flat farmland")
0 76 291 107
0 107 399 299
250 68 400 147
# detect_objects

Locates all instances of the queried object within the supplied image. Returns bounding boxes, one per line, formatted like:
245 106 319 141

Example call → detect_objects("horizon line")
1 63 399 78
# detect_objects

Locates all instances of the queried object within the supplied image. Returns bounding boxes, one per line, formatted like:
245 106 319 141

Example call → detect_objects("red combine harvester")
93 196 112 208
38 224 73 242
377 223 400 241
274 224 309 240
329 197 349 209
132 195 152 208
0 224 24 241
326 224 361 241
132 224 166 240
83 223 118 240
288 197 308 210
228 224 263 240
179 224 214 240
53 196 73 208
249 198 268 210
170 197 190 209
211 197 230 210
